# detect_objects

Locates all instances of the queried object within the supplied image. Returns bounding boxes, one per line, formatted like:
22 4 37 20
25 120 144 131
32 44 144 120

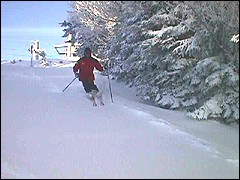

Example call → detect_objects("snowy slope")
1 60 239 179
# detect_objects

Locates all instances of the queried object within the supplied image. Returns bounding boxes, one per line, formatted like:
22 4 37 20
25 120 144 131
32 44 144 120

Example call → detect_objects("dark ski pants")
81 78 99 93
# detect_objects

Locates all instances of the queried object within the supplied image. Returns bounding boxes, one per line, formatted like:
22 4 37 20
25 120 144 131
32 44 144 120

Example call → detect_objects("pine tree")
67 1 239 124
107 1 239 123
64 1 121 59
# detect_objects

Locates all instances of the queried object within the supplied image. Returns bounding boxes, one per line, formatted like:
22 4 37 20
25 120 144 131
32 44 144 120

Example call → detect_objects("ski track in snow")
123 105 239 169
125 106 221 157
1 159 36 179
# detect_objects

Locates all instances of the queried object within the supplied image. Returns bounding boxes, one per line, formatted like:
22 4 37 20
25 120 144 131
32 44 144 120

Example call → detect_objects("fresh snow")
1 60 239 179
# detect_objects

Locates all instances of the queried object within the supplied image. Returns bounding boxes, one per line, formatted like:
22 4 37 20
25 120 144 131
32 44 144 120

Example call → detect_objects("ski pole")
107 73 114 103
62 77 77 92
106 60 114 103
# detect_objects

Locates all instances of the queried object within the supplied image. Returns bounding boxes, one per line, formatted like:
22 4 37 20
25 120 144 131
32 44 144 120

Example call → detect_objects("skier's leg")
89 81 104 105
82 79 96 105
90 81 99 92
82 79 92 93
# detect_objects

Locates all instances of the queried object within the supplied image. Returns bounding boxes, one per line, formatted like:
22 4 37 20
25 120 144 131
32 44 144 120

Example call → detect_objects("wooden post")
31 56 33 67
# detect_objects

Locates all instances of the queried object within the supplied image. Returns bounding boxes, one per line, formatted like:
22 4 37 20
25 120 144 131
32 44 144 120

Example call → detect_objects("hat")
84 47 91 53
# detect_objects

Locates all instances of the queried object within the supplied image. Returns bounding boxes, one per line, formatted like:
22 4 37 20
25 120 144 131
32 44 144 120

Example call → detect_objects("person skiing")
73 47 104 104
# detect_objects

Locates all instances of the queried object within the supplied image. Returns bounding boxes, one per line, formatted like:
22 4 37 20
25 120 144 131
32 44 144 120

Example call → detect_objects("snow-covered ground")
1 59 239 179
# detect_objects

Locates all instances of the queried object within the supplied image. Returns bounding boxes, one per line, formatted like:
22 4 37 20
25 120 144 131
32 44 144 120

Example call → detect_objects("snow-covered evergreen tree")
107 1 239 124
65 1 239 124
61 1 121 59
184 1 239 123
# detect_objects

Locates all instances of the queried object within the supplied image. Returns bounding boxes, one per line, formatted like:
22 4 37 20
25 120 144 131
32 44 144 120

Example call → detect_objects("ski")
92 90 104 106
93 100 97 106
96 91 104 106
86 92 97 106
87 90 104 106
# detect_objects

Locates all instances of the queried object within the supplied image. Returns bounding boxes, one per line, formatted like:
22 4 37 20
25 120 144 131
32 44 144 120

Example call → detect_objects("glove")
74 72 79 78
101 68 108 76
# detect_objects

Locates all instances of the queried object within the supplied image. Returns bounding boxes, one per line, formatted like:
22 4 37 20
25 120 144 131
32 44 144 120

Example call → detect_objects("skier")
73 47 104 105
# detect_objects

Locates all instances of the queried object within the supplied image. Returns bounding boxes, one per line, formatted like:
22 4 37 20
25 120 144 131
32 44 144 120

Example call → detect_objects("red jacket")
73 57 103 81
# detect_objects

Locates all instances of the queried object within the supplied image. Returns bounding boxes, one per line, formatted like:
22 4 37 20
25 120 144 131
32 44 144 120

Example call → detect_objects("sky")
1 1 71 30
1 59 239 178
1 1 72 61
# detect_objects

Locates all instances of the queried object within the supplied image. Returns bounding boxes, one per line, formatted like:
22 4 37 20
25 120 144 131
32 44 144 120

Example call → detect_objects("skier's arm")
95 63 104 72
73 63 79 73
92 58 103 71
73 60 81 78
